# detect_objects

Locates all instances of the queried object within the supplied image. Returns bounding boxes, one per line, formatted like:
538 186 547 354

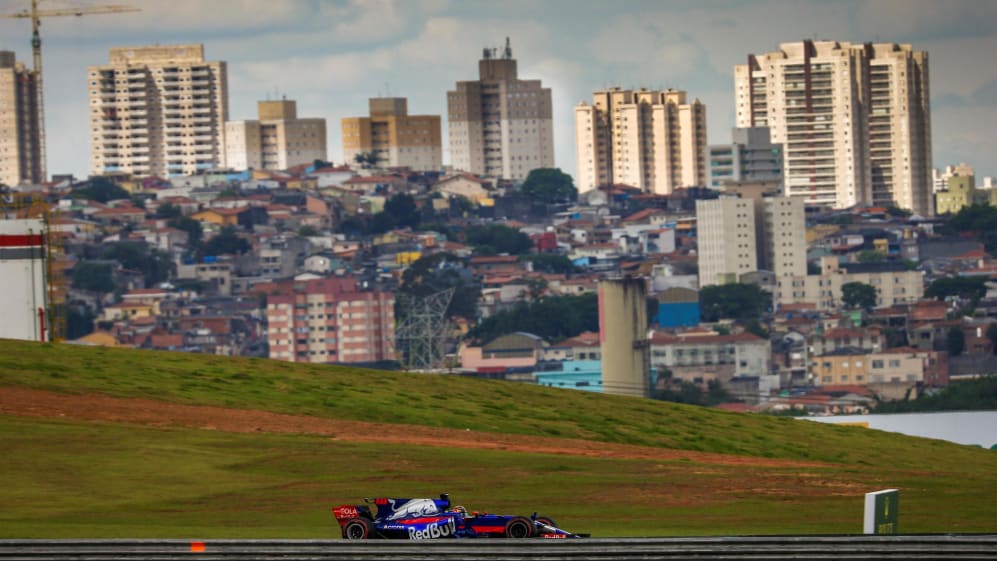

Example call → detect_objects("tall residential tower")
341 97 441 171
734 40 932 215
0 51 41 186
225 98 326 171
447 38 554 180
575 87 706 194
88 44 228 177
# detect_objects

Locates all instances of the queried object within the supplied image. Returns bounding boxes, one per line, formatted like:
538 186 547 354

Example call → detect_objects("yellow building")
812 349 869 386
342 98 441 172
935 175 974 215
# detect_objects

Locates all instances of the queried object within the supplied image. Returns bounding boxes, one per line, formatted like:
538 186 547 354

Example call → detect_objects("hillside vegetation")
1 338 995 537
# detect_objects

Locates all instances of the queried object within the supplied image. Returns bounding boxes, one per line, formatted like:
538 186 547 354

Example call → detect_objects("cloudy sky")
2 0 996 181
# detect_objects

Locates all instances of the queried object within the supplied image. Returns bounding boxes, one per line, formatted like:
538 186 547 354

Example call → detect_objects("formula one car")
332 494 584 540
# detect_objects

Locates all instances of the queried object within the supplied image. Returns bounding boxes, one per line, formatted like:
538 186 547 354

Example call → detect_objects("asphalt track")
2 535 996 560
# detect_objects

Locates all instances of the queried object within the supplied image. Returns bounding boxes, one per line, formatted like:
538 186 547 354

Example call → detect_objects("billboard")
0 219 48 341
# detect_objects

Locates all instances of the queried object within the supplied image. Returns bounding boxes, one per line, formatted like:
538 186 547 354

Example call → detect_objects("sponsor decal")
408 519 457 540
387 498 440 520
333 505 359 520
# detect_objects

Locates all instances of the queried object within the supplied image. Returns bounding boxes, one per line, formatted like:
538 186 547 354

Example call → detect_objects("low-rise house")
649 331 771 389
459 332 546 376
543 331 601 362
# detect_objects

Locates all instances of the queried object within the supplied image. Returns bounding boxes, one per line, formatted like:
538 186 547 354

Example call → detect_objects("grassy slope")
0 339 995 537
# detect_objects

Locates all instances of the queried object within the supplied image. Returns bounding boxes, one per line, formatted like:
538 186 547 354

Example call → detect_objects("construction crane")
0 1 140 182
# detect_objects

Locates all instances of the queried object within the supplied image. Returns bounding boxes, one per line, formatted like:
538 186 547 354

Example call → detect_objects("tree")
155 202 182 219
298 225 319 237
521 253 578 275
353 151 378 169
101 242 175 287
464 224 533 255
399 253 480 320
699 283 771 322
201 225 250 257
857 250 886 263
71 177 129 203
841 281 877 310
519 168 577 204
467 293 599 343
383 193 421 229
925 276 988 305
71 262 115 294
169 216 203 249
947 326 966 357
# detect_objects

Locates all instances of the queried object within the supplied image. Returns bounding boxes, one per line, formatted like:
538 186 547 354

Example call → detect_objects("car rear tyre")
505 516 534 538
343 518 374 540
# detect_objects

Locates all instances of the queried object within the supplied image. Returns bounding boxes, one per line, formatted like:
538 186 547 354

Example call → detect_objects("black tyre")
504 516 534 538
343 518 375 540
535 516 558 533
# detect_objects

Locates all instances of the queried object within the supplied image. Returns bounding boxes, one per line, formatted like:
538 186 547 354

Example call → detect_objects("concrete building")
649 331 771 386
266 276 395 364
735 40 932 216
0 51 41 186
705 127 782 189
575 87 706 194
447 38 554 180
88 44 228 177
775 256 923 311
225 98 326 171
695 196 757 287
341 97 441 172
696 183 807 287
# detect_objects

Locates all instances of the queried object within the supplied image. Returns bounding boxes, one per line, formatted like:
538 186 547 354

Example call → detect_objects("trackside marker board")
864 489 898 534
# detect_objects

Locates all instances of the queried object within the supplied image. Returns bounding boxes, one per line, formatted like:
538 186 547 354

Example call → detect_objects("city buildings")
775 255 923 311
447 38 554 181
341 97 441 172
266 276 395 364
705 127 782 189
575 87 707 194
0 51 41 186
88 44 228 177
735 40 932 216
225 98 326 171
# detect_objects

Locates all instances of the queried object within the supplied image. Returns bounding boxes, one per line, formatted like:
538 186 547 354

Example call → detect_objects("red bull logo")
407 518 457 540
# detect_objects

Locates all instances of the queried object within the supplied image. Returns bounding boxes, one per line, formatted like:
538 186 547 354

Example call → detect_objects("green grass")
1 339 996 537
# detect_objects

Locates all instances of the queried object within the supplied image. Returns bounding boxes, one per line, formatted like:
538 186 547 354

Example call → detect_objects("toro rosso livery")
332 494 583 539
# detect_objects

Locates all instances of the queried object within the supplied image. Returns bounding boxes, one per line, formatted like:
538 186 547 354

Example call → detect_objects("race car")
332 494 584 540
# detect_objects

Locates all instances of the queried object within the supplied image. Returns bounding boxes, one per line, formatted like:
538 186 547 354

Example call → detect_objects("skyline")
1 0 996 183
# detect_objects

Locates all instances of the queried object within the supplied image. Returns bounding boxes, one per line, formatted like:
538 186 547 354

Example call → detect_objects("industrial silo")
599 277 649 398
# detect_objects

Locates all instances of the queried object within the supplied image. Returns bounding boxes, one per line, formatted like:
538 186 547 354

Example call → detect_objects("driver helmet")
453 505 467 515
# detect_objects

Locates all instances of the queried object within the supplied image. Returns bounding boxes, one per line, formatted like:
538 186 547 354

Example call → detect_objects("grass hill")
1 338 995 538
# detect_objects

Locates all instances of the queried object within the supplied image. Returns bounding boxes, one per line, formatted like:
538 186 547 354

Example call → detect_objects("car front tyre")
504 516 534 538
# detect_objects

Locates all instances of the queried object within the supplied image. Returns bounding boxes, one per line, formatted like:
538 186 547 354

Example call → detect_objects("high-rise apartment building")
266 276 395 364
735 40 932 216
0 51 41 186
696 183 806 287
225 98 326 171
705 127 782 189
88 44 228 177
341 97 441 171
575 87 706 194
447 39 554 180
696 197 757 287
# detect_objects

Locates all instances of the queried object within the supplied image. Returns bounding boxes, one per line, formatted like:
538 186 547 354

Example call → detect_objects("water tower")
598 277 650 397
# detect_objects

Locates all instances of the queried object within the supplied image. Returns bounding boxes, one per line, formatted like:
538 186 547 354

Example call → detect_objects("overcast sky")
1 0 995 182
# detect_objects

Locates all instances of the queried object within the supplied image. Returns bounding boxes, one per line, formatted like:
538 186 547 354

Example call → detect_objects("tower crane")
1 1 140 182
